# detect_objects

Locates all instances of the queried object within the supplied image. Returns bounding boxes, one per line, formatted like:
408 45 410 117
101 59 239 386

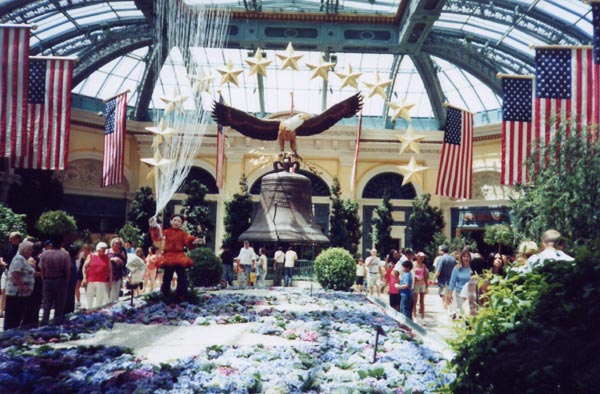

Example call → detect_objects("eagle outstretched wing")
212 101 280 141
295 92 363 137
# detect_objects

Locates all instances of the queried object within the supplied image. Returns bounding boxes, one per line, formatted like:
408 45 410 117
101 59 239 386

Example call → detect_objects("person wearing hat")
412 251 429 320
81 242 112 309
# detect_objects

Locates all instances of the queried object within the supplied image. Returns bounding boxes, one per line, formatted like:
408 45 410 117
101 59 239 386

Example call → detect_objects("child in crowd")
387 266 400 311
396 260 414 321
144 246 159 292
355 258 365 292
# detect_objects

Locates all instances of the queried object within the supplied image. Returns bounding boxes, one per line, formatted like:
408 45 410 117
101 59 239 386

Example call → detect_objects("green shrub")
448 256 600 393
34 210 77 244
0 203 27 243
187 247 223 287
313 247 355 291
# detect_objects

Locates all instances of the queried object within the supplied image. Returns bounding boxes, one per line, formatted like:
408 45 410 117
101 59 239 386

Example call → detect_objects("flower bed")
0 289 454 392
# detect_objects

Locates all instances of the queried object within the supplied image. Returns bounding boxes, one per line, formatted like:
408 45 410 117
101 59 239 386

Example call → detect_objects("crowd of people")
355 228 574 323
0 221 572 331
219 241 299 289
0 229 182 330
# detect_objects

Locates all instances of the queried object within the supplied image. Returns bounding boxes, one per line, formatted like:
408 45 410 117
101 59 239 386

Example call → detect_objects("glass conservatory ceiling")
0 0 595 129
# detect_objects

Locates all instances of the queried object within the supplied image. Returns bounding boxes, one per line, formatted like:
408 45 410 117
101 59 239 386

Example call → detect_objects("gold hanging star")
388 99 416 122
363 73 392 99
334 64 363 90
305 57 336 81
189 67 214 95
216 58 244 86
160 89 187 115
398 156 428 186
141 152 172 180
245 48 272 77
276 42 304 71
146 119 175 148
397 125 426 155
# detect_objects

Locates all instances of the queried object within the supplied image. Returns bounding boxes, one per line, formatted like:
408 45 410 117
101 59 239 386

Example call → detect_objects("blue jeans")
284 267 294 287
222 265 234 287
400 292 413 321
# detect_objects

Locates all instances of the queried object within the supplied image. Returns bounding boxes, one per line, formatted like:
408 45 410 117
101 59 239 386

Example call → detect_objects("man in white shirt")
284 247 298 287
365 248 382 297
525 229 574 272
273 247 285 286
237 241 256 287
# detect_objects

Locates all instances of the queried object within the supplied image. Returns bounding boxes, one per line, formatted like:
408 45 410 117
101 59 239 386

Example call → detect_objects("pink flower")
300 331 318 342
216 366 239 376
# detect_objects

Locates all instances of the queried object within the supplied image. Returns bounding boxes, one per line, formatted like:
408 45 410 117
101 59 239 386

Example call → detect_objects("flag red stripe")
0 26 30 158
436 108 473 199
102 93 127 187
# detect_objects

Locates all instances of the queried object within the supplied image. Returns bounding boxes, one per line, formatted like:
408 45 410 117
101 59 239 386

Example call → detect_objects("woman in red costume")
149 214 201 299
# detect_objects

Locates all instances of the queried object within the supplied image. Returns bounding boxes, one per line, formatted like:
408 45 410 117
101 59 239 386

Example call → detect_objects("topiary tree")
328 177 362 256
127 186 156 248
343 199 362 257
484 224 516 253
328 177 347 248
35 210 77 245
187 247 223 287
222 174 253 251
181 180 212 241
372 189 394 254
0 203 27 256
405 193 444 253
117 222 144 248
313 247 356 291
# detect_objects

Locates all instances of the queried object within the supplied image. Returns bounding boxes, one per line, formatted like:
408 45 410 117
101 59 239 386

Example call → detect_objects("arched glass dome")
0 0 594 128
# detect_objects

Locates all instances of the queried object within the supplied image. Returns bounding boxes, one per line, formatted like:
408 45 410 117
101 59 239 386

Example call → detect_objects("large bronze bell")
239 170 329 244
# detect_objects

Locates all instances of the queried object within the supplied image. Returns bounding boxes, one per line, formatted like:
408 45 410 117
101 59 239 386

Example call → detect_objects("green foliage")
7 169 63 233
187 247 223 287
425 232 477 267
405 193 444 253
0 204 27 254
313 247 356 291
511 132 600 252
127 187 155 248
34 210 77 242
483 224 516 253
448 256 600 393
222 175 253 251
372 190 394 255
342 199 361 256
328 177 362 256
181 180 213 241
117 222 143 248
328 177 347 248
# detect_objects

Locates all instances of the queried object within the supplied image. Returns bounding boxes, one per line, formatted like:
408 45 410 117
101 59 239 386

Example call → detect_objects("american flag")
16 57 73 170
501 76 534 185
592 2 600 140
215 93 227 190
350 109 362 193
0 25 30 158
102 92 128 187
534 47 597 150
435 106 473 199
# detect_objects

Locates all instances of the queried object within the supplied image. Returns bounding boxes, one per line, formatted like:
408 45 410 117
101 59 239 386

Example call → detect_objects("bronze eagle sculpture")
212 93 363 157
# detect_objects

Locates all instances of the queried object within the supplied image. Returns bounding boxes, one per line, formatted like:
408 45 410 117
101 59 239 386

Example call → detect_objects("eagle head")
281 113 310 131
